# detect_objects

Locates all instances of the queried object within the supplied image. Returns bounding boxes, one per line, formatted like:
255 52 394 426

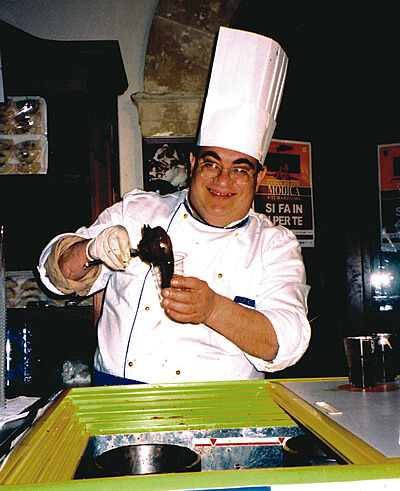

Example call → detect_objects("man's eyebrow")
198 150 221 161
233 158 257 170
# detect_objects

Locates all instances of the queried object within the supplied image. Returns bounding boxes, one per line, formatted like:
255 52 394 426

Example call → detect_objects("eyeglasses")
197 162 257 184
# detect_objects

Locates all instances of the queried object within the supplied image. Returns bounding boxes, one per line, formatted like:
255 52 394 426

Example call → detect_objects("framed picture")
142 137 195 195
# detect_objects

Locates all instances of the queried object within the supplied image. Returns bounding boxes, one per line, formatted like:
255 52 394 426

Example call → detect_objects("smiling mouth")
208 188 235 197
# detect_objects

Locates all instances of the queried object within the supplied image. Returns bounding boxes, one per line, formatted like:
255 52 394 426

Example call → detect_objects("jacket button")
183 213 188 219
128 361 133 367
217 273 223 278
145 306 150 311
176 370 181 375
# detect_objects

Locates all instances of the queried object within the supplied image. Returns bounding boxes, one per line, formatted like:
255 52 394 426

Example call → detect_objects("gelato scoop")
136 225 174 288
85 225 175 288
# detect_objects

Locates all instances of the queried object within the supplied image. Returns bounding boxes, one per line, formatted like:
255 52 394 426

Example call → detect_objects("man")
38 27 310 385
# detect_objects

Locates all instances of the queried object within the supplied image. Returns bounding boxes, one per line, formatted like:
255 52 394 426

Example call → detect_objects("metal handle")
84 248 139 270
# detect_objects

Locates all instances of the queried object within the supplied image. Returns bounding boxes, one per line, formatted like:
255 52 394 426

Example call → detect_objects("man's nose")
215 168 232 185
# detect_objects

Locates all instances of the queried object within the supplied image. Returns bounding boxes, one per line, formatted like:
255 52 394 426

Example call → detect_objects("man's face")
188 146 267 227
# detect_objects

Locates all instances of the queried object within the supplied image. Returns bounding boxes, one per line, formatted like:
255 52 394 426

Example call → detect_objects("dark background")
232 0 400 377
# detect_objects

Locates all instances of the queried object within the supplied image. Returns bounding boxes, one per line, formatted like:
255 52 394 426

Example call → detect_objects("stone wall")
132 0 242 138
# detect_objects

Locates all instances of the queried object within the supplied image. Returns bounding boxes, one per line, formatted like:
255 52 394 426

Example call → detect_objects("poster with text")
254 139 314 247
378 143 400 251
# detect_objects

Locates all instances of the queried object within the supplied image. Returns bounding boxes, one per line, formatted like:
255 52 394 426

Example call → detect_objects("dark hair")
191 145 201 159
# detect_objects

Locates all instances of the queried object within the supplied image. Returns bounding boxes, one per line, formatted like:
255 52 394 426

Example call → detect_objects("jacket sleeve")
246 226 311 373
42 235 101 296
37 201 125 296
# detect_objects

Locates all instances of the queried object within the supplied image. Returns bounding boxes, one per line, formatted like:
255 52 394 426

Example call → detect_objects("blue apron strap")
93 370 145 386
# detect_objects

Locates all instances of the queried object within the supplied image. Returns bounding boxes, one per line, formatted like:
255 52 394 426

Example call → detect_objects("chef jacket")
38 188 311 383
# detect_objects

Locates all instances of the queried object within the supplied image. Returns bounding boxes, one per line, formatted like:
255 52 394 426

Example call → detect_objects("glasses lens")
229 168 251 184
199 163 220 179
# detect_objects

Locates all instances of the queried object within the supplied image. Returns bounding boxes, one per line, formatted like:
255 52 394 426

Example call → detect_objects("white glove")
88 225 131 270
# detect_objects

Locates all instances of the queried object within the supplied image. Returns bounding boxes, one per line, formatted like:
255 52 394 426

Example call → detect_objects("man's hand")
161 274 279 362
88 225 132 270
161 276 216 324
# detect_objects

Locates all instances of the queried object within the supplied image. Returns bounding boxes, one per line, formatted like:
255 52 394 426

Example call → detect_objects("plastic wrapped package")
5 272 43 308
0 96 48 175
5 271 93 308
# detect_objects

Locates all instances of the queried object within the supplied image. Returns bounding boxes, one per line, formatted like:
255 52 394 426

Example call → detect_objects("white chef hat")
197 27 288 164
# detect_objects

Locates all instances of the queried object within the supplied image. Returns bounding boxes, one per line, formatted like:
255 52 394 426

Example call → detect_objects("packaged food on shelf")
5 271 92 308
0 96 48 175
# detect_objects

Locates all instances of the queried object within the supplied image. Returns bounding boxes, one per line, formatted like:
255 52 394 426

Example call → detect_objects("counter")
269 378 400 462
0 378 400 489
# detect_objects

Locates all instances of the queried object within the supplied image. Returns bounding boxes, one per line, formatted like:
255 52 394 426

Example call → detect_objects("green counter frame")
1 378 400 489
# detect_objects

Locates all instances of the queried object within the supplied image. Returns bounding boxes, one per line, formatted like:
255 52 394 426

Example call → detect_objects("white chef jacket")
38 188 310 383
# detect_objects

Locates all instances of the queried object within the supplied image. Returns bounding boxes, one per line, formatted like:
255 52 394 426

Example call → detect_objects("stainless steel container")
93 444 201 477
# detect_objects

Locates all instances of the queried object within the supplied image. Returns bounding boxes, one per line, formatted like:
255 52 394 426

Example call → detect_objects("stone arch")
132 0 242 138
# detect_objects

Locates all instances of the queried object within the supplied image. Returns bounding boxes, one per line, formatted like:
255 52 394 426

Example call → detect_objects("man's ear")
189 152 196 175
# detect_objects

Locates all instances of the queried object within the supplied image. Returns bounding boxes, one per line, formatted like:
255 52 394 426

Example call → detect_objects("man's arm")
58 239 92 280
162 276 279 361
41 225 132 298
41 235 101 297
58 225 132 280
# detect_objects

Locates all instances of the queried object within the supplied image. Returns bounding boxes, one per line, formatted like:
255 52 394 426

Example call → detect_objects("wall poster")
142 137 194 195
254 139 314 247
378 143 400 252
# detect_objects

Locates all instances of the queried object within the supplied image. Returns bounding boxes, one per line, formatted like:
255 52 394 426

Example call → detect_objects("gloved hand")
87 225 132 270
